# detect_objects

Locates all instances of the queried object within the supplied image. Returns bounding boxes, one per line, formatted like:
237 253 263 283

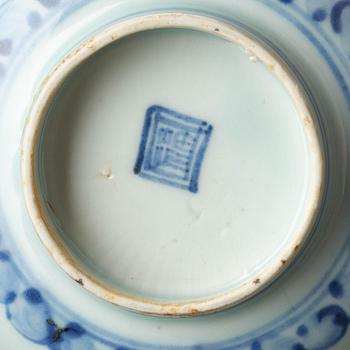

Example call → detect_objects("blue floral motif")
303 0 350 36
47 322 95 350
291 305 349 349
330 0 350 33
295 0 350 59
27 11 42 29
0 238 107 348
7 288 53 344
2 234 350 349
0 251 19 304
1 0 350 349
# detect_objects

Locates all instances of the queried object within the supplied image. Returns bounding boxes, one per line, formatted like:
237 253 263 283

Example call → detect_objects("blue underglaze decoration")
329 280 344 299
37 0 60 8
23 288 43 304
0 39 12 56
312 9 327 22
47 322 92 350
291 305 349 350
273 1 350 104
318 305 348 326
280 0 350 59
134 105 213 193
4 291 16 304
292 344 305 350
7 287 53 344
296 325 308 337
49 338 96 350
251 341 262 350
0 63 4 79
0 250 19 304
331 0 350 33
1 0 350 349
27 11 42 29
316 305 349 346
64 322 85 338
0 250 10 261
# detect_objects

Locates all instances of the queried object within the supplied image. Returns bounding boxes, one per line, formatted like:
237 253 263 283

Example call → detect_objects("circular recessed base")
21 14 324 316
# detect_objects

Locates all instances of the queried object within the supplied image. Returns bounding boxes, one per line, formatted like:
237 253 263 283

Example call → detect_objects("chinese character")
134 105 213 193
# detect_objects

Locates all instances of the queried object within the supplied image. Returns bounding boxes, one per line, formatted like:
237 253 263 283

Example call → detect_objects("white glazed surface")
0 0 349 348
42 28 310 300
21 14 323 315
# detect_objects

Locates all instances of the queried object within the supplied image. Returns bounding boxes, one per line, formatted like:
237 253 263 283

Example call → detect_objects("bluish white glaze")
21 13 323 315
0 0 350 348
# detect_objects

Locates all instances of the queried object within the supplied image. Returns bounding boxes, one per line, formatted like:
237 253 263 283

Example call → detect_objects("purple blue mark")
134 105 213 193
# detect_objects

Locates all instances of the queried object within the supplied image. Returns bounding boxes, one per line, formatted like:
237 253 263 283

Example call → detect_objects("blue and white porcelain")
1 0 350 348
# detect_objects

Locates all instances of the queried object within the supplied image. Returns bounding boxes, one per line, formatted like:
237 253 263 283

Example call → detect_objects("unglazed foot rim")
21 13 325 316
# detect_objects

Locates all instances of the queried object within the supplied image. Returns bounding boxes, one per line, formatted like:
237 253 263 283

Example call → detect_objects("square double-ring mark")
134 105 213 193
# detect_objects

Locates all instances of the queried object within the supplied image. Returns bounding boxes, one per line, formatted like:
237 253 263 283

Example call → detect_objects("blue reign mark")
134 105 213 193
